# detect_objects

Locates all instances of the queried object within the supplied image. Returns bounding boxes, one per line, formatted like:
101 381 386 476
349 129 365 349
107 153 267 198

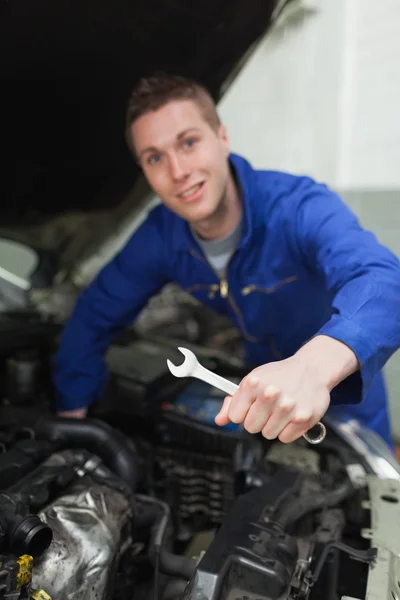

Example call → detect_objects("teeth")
181 183 201 197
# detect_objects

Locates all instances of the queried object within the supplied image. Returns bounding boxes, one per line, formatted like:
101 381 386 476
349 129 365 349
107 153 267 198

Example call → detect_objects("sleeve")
286 178 400 405
53 210 171 411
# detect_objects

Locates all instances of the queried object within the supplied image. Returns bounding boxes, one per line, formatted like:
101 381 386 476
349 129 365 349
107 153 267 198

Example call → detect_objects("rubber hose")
34 415 138 490
276 481 353 530
136 494 197 581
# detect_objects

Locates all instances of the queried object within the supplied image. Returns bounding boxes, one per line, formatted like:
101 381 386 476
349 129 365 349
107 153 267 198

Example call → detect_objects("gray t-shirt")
191 220 242 278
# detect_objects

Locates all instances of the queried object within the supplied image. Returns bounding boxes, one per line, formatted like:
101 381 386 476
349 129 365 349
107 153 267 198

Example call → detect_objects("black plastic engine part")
155 445 236 533
0 438 55 489
34 415 139 490
96 339 188 419
0 492 52 558
4 350 41 405
0 313 60 358
156 410 241 456
182 467 303 600
154 411 251 534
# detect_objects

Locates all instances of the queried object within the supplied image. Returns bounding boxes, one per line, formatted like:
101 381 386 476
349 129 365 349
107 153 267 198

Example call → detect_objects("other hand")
57 407 88 419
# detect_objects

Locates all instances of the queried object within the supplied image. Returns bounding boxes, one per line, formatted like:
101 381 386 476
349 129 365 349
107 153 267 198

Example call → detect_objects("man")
53 74 400 447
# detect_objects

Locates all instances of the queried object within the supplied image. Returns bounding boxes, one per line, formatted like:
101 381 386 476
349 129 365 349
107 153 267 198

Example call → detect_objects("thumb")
215 395 232 426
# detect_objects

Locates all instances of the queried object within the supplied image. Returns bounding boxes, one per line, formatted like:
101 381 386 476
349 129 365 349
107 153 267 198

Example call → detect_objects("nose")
168 153 189 182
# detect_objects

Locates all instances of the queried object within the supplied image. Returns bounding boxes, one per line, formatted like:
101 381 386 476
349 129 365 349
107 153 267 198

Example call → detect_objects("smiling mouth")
178 182 204 199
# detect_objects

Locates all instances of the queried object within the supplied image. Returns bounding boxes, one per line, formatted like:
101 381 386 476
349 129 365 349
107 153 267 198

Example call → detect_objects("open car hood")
1 0 279 225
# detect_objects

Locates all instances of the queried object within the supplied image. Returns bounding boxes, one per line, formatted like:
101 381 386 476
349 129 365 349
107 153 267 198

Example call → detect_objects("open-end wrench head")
166 347 198 378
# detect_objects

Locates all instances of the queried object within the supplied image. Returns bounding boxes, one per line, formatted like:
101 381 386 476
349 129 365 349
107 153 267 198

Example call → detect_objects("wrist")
294 335 359 392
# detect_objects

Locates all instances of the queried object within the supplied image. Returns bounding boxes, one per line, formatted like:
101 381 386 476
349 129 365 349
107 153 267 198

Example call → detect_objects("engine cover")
183 466 303 600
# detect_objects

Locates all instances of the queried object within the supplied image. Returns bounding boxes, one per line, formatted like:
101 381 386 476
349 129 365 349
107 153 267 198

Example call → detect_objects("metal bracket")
360 476 400 600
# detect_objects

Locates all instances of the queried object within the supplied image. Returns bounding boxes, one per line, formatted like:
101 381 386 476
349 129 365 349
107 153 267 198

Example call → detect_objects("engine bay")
2 1 400 598
0 311 399 600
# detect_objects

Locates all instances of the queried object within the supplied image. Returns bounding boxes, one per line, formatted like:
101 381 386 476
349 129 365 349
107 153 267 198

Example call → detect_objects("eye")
183 138 197 150
147 153 161 166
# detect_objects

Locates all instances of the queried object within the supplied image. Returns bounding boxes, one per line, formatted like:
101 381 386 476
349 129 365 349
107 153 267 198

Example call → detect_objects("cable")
310 540 377 585
153 547 160 600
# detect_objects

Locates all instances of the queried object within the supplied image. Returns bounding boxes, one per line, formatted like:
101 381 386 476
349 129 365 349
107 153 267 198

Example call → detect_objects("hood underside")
1 0 279 227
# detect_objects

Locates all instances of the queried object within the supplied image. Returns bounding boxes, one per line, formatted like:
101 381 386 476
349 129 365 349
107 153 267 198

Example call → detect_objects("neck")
192 172 242 240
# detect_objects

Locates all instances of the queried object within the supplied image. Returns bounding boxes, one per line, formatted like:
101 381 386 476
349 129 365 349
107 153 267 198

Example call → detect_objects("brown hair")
125 73 221 153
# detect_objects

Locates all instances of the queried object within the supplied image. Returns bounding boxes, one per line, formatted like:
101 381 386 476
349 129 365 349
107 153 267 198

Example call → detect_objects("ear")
218 124 230 157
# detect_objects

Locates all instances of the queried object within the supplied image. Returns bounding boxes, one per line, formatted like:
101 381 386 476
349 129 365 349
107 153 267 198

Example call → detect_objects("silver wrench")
167 346 326 445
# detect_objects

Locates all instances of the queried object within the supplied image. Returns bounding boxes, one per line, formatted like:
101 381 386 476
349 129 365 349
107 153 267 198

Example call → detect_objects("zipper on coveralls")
188 249 261 343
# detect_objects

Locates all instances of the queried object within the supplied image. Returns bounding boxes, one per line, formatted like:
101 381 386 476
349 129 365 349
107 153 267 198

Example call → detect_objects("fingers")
258 393 296 439
215 379 279 429
243 384 280 433
214 395 232 426
276 411 314 444
227 375 259 423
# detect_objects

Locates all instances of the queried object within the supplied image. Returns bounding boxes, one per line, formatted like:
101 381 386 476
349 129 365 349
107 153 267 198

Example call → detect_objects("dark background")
1 0 279 223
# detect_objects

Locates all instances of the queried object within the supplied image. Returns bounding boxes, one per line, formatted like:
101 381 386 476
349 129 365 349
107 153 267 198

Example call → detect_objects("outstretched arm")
216 180 400 442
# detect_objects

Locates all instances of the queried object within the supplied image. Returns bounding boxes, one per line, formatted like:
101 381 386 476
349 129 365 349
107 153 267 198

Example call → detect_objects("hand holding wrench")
167 347 326 445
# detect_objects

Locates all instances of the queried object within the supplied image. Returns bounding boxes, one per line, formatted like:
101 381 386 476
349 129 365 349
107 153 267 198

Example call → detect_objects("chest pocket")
236 273 301 344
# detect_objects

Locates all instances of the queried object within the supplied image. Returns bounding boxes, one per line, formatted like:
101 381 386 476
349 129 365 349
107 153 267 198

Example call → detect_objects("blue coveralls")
53 154 400 447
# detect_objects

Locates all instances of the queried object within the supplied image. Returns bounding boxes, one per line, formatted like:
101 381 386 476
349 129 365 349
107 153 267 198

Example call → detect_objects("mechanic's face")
130 100 231 224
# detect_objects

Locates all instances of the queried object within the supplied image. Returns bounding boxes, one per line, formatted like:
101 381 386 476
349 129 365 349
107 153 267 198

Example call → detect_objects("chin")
186 207 215 225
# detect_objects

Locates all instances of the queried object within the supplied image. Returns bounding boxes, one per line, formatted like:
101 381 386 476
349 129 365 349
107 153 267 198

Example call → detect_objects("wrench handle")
193 365 239 396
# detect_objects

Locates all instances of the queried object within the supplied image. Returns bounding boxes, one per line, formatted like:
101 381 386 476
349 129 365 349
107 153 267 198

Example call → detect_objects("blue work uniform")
53 154 400 447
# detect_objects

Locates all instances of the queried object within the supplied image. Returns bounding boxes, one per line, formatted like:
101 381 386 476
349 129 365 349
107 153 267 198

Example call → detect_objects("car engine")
0 310 399 600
